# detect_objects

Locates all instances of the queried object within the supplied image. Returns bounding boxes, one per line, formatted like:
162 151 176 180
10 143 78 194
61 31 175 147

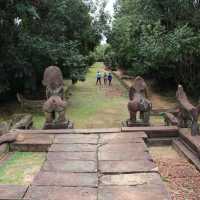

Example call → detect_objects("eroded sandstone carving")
176 85 200 136
42 66 73 129
124 76 152 127
42 66 64 99
164 85 200 136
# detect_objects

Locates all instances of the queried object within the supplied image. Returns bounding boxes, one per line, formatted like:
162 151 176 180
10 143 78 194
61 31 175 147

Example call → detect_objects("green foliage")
93 44 110 62
0 0 107 98
109 0 200 96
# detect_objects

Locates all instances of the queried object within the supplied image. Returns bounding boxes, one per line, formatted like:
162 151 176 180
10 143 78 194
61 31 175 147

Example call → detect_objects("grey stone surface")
99 132 146 144
98 150 151 161
49 144 97 152
24 186 97 200
99 160 157 173
43 160 97 172
0 185 27 200
100 173 163 186
98 186 170 200
33 172 98 187
99 143 147 153
54 134 98 144
47 152 97 161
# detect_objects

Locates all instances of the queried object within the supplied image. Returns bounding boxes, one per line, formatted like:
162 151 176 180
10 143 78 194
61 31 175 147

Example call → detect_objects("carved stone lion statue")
43 96 67 124
126 76 152 126
42 66 64 99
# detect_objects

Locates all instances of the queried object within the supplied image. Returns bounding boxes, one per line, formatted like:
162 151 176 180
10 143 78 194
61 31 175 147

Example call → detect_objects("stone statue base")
122 119 150 127
43 120 73 130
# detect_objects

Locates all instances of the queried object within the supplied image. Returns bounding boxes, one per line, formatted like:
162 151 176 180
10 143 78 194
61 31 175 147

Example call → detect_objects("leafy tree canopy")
108 0 200 96
0 0 109 97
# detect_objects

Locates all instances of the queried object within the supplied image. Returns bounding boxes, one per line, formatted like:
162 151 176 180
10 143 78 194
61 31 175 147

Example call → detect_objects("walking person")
96 71 102 85
103 72 108 86
108 72 113 86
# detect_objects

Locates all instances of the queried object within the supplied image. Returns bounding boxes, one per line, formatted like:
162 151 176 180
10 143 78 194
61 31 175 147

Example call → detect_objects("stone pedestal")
122 119 150 127
43 120 73 130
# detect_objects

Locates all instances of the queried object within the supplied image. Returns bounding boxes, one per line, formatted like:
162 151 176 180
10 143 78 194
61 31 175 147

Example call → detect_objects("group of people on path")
96 71 113 86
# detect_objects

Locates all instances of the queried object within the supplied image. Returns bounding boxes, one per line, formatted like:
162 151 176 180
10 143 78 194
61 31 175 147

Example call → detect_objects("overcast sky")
105 0 116 16
101 0 116 44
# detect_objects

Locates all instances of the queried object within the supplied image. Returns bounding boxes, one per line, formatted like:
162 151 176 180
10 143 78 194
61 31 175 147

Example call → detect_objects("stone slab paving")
98 150 151 161
4 129 171 200
54 134 98 144
43 160 97 172
33 171 98 187
49 144 97 152
24 186 97 200
99 132 146 144
47 152 97 161
98 186 170 200
99 143 148 152
10 134 54 152
0 185 28 200
99 160 157 173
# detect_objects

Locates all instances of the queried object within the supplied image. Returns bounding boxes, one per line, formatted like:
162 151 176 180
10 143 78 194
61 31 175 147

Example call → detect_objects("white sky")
101 0 116 44
105 0 116 16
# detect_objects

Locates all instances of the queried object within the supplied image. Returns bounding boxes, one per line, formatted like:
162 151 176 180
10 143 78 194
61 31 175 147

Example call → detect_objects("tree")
0 0 106 98
108 0 200 96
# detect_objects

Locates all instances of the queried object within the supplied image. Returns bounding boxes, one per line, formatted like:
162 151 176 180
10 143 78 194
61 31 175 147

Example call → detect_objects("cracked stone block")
99 143 147 153
99 132 147 144
33 171 98 187
24 186 97 200
99 160 157 173
98 186 170 200
0 185 27 200
47 152 97 161
54 134 98 144
49 144 97 152
98 150 151 161
43 160 97 173
100 173 163 186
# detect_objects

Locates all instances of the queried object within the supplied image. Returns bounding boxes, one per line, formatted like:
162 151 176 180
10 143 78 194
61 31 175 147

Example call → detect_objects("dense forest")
0 0 109 99
106 0 200 97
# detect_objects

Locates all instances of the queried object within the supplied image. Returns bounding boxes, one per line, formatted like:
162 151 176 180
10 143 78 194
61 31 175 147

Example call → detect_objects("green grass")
66 62 129 128
0 62 165 128
0 152 46 185
32 113 45 129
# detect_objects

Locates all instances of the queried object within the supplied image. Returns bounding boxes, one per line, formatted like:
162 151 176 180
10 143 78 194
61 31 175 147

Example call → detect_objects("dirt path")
66 63 129 128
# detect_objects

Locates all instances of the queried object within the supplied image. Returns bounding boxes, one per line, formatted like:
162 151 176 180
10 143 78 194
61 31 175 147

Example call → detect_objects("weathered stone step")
146 137 174 146
179 128 200 158
54 134 98 144
12 128 121 135
122 126 178 138
10 134 54 152
99 132 146 144
173 138 200 171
